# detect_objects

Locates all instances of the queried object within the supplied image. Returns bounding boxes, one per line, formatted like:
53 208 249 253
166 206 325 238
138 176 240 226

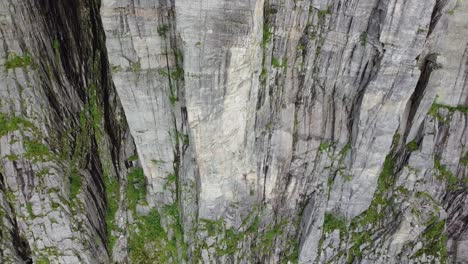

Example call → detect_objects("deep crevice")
404 53 439 140
428 0 449 37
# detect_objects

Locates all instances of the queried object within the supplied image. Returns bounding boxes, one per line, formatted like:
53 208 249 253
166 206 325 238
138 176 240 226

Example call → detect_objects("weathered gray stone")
0 0 466 263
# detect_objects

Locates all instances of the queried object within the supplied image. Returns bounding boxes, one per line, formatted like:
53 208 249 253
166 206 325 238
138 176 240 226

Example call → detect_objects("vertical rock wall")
0 0 466 263
101 0 468 263
0 0 134 263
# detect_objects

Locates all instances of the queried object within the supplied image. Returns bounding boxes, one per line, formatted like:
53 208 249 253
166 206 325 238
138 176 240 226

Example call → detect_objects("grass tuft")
127 168 146 211
4 52 32 70
406 140 419 151
323 212 346 236
360 32 367 46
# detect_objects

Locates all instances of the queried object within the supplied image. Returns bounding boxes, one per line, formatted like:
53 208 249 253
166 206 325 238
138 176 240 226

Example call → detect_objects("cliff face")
0 0 467 263
0 0 135 262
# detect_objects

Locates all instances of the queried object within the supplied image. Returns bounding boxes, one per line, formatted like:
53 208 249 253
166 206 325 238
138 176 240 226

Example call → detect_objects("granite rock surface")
0 0 467 263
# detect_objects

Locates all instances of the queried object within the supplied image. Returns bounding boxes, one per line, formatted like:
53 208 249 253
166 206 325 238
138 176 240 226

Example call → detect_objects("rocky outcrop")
0 0 135 263
0 0 466 263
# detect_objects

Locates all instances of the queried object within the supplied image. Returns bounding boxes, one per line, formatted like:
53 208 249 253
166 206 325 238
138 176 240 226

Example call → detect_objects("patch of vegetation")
126 165 186 262
151 159 165 164
257 221 285 253
417 28 427 34
271 57 280 67
126 168 146 211
4 52 32 70
217 228 243 255
293 112 299 132
53 39 60 63
315 46 322 55
196 212 287 259
4 154 18 161
317 5 332 18
157 25 170 38
406 140 419 151
69 170 82 200
260 67 268 84
319 141 330 152
434 103 468 114
36 168 50 177
327 175 335 194
347 154 395 263
323 212 346 236
183 134 190 145
413 218 448 263
262 25 273 47
281 239 299 264
342 174 353 182
132 183 186 261
35 258 50 264
429 101 468 123
24 139 52 162
392 133 401 147
128 209 170 263
124 162 187 262
200 218 224 237
157 68 169 76
169 92 178 106
271 57 286 68
53 39 60 50
0 113 34 137
460 152 468 166
415 191 437 204
245 214 260 234
166 203 188 259
111 65 122 73
104 174 120 252
166 173 177 184
51 202 60 210
338 143 351 160
296 43 305 51
326 143 352 183
171 66 184 81
129 59 141 72
434 158 461 190
428 103 445 121
128 155 139 162
377 155 395 193
360 32 367 46
26 202 35 218
397 185 410 196
64 110 90 202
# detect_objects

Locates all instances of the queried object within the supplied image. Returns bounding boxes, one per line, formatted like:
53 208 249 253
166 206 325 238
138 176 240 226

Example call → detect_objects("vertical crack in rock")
428 0 450 37
403 53 439 142
0 171 32 263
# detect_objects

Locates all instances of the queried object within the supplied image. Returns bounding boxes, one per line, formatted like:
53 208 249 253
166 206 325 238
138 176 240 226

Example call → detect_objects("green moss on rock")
414 218 448 263
0 113 35 137
4 52 32 70
406 140 418 151
323 212 346 236
347 154 395 263
24 139 52 162
434 158 462 190
126 168 146 211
